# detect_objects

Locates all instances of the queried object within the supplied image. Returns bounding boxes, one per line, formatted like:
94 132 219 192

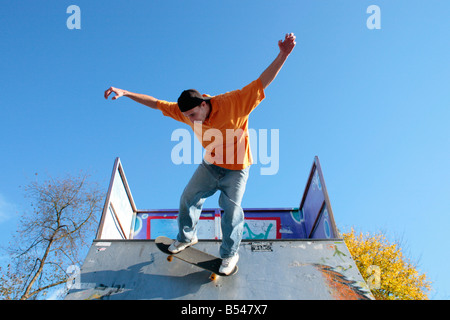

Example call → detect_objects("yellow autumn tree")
342 228 431 300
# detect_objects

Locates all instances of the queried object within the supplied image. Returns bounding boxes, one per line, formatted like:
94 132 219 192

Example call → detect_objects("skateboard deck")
155 236 238 280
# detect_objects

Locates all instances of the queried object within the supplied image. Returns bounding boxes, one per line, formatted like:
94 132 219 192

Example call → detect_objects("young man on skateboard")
104 33 296 275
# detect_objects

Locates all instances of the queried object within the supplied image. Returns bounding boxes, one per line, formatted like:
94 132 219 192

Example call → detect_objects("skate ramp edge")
65 239 374 300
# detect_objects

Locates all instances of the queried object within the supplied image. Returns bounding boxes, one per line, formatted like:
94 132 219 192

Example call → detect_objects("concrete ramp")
66 157 374 300
65 239 373 300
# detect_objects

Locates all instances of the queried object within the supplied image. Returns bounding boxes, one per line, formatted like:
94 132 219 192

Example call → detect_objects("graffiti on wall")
133 212 285 240
313 264 372 300
242 218 280 240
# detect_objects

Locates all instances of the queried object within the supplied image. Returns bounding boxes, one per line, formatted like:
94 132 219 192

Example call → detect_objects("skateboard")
155 236 238 280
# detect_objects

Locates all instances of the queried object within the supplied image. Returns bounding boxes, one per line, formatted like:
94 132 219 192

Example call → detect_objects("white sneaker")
168 236 198 254
219 254 239 275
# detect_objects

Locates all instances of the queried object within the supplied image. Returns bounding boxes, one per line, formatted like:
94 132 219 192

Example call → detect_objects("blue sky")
1 1 449 299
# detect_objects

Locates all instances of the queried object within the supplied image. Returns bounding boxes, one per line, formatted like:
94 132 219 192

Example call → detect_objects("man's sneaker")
219 254 239 275
168 236 198 254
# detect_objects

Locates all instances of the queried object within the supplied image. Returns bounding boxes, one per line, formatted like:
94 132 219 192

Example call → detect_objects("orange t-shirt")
157 79 265 170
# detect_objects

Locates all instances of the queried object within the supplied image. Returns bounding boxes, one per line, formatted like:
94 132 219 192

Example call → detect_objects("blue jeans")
177 160 250 258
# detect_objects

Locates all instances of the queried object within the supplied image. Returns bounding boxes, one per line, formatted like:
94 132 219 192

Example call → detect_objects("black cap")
177 89 211 112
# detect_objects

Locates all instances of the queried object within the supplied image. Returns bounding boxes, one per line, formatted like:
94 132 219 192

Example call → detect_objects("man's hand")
104 86 128 100
278 33 296 57
104 86 159 109
259 33 296 89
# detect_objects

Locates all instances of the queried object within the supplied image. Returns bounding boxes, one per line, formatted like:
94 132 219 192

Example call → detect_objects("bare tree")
0 172 103 300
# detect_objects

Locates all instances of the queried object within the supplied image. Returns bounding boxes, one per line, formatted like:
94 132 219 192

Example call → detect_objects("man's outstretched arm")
259 33 296 90
104 86 158 109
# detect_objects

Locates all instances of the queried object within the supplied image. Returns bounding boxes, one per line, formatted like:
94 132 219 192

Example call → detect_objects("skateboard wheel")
210 273 218 281
167 255 173 262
